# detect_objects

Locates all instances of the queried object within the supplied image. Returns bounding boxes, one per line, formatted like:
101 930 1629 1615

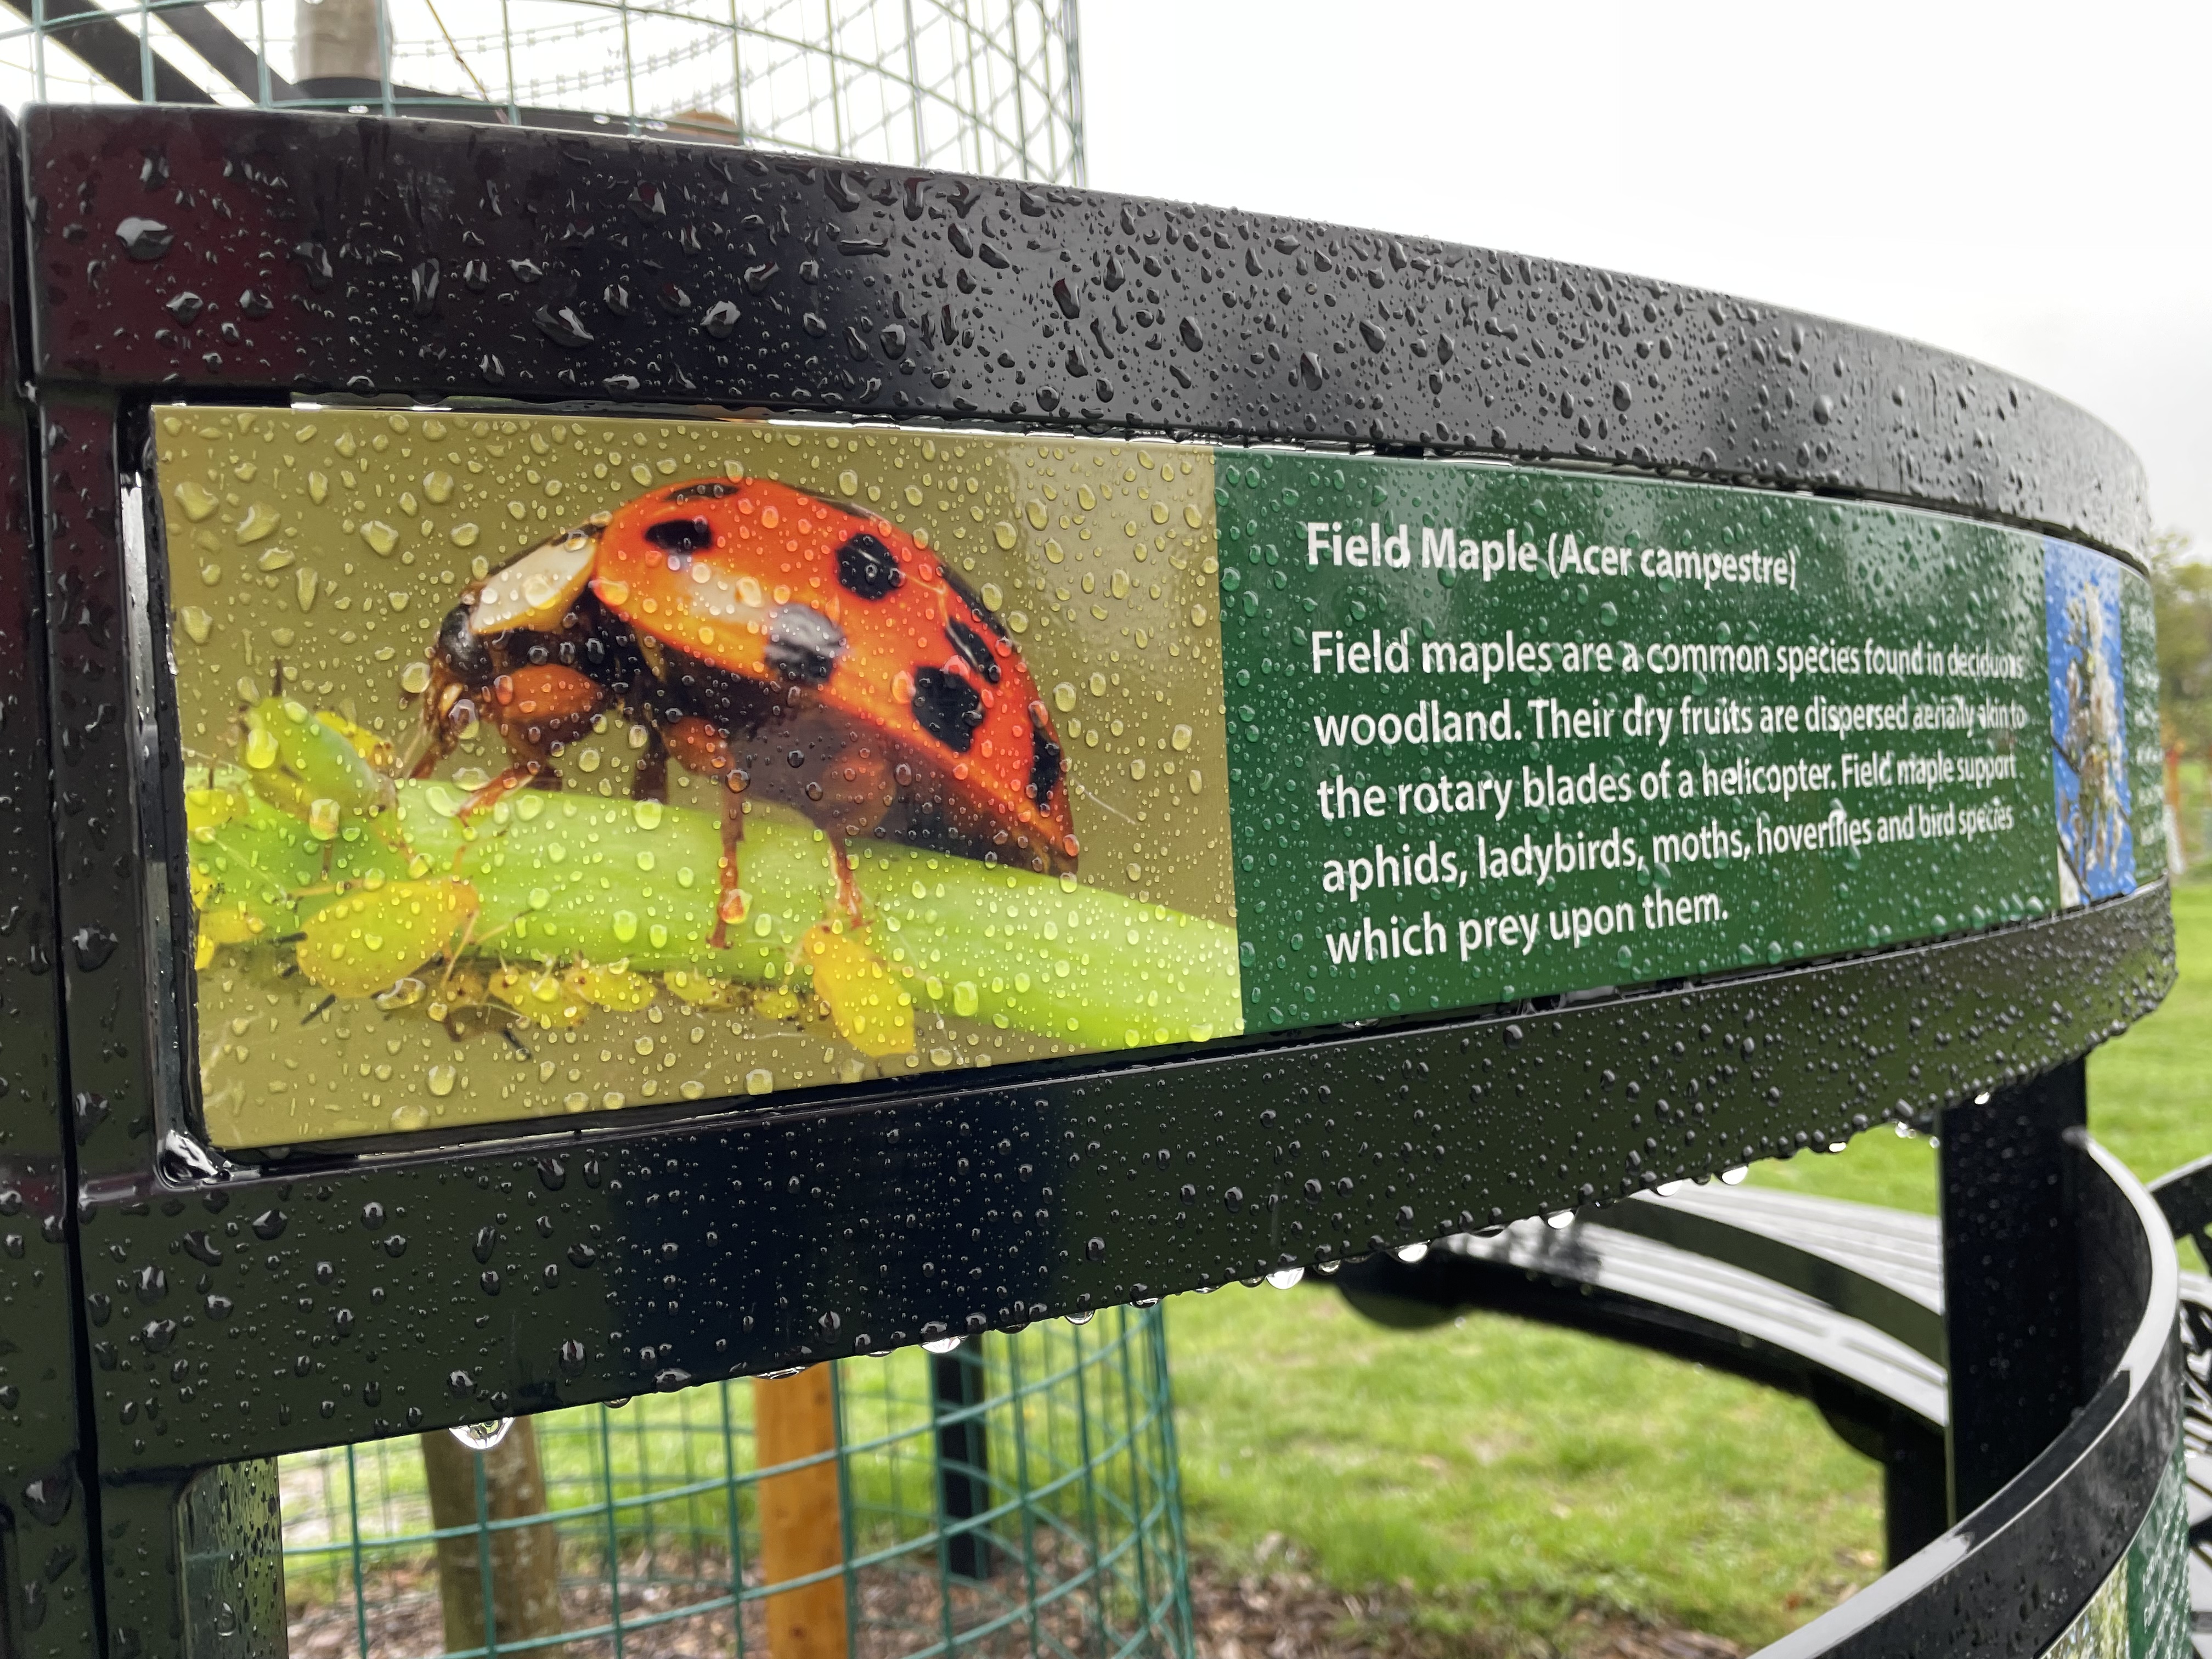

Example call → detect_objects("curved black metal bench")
1338 1124 2198 1655
0 99 2180 1659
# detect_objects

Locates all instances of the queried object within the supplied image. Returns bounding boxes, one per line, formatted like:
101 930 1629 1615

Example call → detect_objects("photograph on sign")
158 410 1240 1147
2044 536 2137 906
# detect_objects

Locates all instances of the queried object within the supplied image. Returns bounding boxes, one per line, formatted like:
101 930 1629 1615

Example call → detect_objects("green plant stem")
209 780 1244 1049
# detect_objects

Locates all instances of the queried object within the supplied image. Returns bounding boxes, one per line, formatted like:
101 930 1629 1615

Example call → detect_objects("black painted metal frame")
0 100 2181 1659
1333 1102 2191 1657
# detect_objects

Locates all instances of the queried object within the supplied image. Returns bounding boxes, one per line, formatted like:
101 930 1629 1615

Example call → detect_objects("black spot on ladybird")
644 516 713 554
836 533 903 601
911 667 984 752
945 618 1000 684
936 562 1009 641
1028 711 1063 805
764 603 847 686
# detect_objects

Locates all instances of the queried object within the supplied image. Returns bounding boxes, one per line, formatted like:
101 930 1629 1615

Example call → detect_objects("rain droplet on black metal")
115 217 172 261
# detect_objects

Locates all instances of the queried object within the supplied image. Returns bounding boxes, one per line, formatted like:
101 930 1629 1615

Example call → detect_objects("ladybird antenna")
1071 782 1134 825
270 659 284 698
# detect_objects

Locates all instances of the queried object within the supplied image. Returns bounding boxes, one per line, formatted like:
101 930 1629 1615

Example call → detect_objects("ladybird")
411 478 1077 946
410 517 672 784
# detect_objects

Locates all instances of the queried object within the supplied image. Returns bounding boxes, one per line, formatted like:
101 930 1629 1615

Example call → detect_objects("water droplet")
390 1102 430 1131
116 217 172 261
174 481 217 521
359 521 398 556
235 503 280 544
838 469 860 495
633 799 663 830
424 470 455 505
993 521 1018 550
1054 681 1077 712
426 1064 456 1097
745 1068 774 1096
399 660 432 695
178 606 212 644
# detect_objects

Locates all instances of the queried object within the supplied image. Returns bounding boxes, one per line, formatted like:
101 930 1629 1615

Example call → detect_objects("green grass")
1746 871 2212 1215
1165 872 2212 1649
1167 1286 1881 1649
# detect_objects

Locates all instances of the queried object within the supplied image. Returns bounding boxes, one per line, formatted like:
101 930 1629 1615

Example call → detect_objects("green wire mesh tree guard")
273 1305 1189 1659
0 1 1084 184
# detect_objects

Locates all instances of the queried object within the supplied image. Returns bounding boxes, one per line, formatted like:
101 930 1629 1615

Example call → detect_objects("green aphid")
240 697 393 827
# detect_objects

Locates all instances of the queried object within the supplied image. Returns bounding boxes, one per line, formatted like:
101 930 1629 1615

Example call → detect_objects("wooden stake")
420 1418 565 1659
754 1367 849 1659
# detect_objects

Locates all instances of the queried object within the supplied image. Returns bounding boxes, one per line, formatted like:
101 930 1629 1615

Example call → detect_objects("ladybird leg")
710 784 748 950
404 678 468 780
814 744 892 930
437 906 483 998
828 837 867 929
631 717 669 803
459 760 550 821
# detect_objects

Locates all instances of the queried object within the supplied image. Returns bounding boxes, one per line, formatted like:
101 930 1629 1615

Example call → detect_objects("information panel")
153 411 2158 1147
1220 457 2160 1030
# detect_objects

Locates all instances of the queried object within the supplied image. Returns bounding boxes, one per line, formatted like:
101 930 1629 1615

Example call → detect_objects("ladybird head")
409 518 609 770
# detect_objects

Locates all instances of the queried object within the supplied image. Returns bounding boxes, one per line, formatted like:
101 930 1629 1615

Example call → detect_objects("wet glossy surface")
59 882 2172 1475
21 105 2152 561
0 101 2185 1659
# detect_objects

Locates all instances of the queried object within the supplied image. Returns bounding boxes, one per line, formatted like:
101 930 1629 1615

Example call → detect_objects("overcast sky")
1081 1 2211 554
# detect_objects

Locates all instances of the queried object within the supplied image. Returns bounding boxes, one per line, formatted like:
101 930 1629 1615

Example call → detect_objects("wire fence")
0 1 1084 184
274 1304 1188 1659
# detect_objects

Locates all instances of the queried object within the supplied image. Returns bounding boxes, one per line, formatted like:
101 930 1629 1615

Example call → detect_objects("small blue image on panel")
2045 538 2134 905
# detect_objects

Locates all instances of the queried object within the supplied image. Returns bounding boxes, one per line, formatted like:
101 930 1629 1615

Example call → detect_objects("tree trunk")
293 0 384 82
754 1368 849 1659
420 1419 565 1658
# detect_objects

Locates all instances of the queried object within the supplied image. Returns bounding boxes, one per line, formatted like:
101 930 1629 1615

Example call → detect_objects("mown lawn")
1165 874 2210 1651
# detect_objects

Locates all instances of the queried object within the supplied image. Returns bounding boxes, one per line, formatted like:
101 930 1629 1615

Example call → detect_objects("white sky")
1081 0 2212 552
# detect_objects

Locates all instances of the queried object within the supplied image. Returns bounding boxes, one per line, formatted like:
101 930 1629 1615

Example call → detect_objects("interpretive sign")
152 411 2158 1147
1218 454 2162 1030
